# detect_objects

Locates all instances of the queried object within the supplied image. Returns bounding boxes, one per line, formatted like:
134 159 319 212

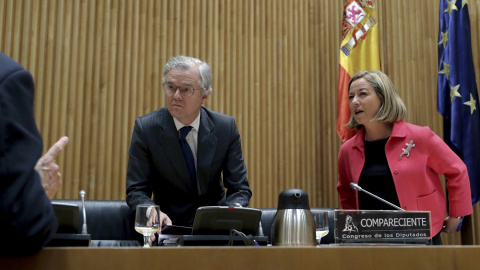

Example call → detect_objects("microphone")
349 182 405 211
79 190 88 234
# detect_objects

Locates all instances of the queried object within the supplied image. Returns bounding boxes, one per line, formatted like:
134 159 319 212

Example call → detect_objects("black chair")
50 199 335 246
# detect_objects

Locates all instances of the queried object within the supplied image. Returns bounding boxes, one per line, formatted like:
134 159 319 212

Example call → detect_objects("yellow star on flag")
464 93 477 114
439 61 450 79
438 30 449 48
445 0 458 16
462 0 468 8
450 84 461 102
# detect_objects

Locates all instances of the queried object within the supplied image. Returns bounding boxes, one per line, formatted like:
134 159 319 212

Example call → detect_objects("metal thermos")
272 189 316 246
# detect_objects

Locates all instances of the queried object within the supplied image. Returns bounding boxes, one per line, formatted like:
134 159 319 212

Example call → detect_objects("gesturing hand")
34 136 69 199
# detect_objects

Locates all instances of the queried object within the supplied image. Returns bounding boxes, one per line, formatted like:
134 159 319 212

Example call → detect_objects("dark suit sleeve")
126 119 156 211
0 63 57 257
222 119 252 207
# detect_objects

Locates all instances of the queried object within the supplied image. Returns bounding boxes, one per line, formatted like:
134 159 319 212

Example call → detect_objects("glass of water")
314 211 329 245
135 204 160 247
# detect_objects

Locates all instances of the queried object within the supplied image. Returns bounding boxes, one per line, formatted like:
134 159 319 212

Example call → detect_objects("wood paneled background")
1 0 479 244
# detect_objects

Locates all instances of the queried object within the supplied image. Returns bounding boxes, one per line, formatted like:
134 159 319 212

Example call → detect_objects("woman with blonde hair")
337 70 472 245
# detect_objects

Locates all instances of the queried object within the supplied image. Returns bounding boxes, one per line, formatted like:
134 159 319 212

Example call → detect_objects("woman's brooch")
399 140 415 161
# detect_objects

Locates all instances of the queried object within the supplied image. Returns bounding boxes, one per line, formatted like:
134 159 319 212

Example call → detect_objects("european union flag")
437 0 480 205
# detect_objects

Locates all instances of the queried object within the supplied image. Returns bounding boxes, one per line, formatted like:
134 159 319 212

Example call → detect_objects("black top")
358 138 401 210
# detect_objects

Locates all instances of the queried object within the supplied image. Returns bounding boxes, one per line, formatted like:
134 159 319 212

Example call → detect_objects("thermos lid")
277 189 311 210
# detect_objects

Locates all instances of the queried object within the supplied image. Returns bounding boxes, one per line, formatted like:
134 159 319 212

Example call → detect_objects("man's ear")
201 90 210 104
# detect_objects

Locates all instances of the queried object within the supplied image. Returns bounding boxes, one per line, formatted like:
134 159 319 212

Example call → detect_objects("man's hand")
148 210 172 246
34 136 69 199
160 211 173 229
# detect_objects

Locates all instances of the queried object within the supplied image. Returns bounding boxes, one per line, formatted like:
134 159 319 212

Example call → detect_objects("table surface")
1 245 479 270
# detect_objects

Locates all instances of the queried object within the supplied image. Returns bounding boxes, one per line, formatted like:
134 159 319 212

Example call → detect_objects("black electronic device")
191 206 262 236
52 202 80 234
47 202 91 247
161 225 192 235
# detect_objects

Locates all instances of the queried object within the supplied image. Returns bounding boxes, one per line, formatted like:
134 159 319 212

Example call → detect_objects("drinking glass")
135 204 160 248
314 211 329 245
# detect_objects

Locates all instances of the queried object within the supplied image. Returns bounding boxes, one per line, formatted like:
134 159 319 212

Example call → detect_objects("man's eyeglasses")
162 84 204 97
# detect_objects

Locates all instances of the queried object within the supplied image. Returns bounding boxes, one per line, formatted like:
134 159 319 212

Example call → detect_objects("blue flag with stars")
437 0 480 205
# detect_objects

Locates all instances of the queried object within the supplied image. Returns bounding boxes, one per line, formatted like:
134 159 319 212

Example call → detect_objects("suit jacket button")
393 169 399 174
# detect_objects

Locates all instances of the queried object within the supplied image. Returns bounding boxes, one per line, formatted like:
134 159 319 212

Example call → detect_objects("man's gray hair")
162 55 213 93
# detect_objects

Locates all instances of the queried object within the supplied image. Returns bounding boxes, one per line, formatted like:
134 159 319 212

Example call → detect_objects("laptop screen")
191 206 262 236
52 202 79 234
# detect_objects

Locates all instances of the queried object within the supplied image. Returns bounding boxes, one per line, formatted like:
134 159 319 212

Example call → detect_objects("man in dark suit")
0 52 69 257
126 55 252 227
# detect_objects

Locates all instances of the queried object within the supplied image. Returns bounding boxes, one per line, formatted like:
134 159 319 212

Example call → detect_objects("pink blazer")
337 121 472 235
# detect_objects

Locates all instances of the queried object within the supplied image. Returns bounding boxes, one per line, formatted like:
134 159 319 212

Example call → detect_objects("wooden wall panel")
1 0 479 244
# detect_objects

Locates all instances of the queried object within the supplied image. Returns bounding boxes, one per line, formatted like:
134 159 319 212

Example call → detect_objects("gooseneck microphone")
79 190 88 234
349 182 405 211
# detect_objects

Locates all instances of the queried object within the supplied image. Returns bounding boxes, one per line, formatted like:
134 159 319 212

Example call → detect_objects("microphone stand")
79 190 88 234
350 183 405 211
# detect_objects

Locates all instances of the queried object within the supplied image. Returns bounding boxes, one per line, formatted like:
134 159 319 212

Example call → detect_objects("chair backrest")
260 207 336 244
52 200 336 246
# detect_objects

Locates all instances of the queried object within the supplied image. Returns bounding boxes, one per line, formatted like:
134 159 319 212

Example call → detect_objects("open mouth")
355 110 363 115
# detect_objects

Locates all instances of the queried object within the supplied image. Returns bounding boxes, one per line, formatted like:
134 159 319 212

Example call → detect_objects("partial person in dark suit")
126 55 252 228
0 52 69 257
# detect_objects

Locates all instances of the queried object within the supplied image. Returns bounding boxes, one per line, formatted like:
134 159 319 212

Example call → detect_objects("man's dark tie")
179 126 197 192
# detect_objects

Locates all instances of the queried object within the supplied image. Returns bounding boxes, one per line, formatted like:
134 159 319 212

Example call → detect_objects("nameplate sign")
334 210 431 244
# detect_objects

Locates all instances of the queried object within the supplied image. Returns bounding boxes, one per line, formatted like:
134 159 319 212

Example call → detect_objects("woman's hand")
442 216 462 233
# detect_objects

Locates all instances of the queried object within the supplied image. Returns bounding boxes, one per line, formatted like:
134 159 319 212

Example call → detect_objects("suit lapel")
197 108 217 195
157 109 192 186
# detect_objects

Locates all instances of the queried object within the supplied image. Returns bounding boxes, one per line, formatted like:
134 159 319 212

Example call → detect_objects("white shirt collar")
173 111 201 132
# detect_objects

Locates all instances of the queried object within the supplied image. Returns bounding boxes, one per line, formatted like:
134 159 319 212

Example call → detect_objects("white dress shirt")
173 112 201 170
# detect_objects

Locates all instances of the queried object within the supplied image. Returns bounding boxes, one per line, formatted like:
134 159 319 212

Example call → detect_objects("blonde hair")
346 70 407 130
